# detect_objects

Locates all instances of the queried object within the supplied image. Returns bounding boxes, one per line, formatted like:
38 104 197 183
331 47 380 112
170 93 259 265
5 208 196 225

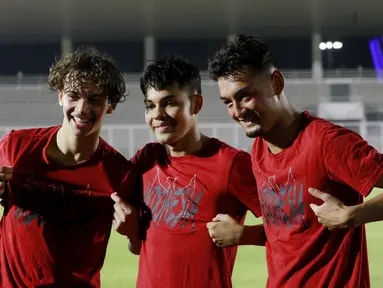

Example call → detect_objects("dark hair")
208 34 277 81
48 46 127 105
140 55 202 96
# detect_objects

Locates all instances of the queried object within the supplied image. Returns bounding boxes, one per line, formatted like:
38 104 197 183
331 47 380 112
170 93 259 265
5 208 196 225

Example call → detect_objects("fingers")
111 192 122 203
114 204 129 221
206 222 228 247
206 222 216 229
206 221 224 243
212 214 236 223
111 192 137 235
112 210 125 233
310 204 328 225
112 219 120 231
206 222 218 239
212 238 223 247
212 214 228 222
207 225 222 247
315 215 347 230
111 193 133 212
112 200 132 224
113 212 125 225
309 203 319 214
308 188 330 202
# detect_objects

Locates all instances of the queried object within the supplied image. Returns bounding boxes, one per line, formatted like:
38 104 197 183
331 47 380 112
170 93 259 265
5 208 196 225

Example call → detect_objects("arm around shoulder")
314 126 383 227
228 151 262 218
207 214 266 247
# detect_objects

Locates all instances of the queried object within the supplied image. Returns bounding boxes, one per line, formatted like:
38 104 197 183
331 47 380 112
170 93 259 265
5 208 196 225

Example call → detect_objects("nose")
75 98 90 114
152 105 166 119
232 102 247 119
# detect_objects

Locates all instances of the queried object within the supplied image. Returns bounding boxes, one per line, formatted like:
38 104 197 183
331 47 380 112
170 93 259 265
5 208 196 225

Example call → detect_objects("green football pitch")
1 189 382 287
101 188 383 287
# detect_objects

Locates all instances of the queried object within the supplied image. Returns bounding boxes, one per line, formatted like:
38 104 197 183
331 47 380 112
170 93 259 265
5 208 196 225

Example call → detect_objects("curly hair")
140 55 201 96
48 46 127 105
208 34 277 81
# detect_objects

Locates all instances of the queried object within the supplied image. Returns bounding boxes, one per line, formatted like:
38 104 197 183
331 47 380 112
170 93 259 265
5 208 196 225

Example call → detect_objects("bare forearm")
352 192 383 226
238 224 266 246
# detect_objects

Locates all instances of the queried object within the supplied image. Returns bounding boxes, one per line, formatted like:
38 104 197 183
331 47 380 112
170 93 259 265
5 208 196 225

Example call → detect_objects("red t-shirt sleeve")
119 165 139 203
0 132 12 166
0 133 11 205
129 148 152 240
130 143 162 174
120 165 149 241
130 149 141 165
228 151 262 217
322 125 383 197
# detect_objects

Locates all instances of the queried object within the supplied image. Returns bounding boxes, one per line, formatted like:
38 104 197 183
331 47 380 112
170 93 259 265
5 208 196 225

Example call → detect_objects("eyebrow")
88 93 105 98
64 89 77 94
144 95 177 104
65 90 105 98
220 85 251 100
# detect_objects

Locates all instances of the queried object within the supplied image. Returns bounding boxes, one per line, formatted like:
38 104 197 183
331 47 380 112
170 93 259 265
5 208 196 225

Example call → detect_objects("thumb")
308 188 329 202
111 192 122 203
212 214 228 222
309 203 319 214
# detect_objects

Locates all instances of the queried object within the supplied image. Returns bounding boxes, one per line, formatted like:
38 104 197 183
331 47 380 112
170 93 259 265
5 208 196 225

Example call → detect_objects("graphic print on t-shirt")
12 173 104 232
259 167 305 228
144 169 204 231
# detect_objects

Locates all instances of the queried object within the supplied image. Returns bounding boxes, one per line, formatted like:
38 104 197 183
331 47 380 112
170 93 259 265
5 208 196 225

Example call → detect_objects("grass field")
101 188 383 287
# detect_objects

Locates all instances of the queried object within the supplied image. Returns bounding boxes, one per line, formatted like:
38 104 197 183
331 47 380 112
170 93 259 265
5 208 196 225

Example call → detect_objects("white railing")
0 69 382 85
0 121 382 159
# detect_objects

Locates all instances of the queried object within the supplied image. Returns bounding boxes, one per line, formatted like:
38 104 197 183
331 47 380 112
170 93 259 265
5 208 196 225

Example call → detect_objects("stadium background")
0 0 383 286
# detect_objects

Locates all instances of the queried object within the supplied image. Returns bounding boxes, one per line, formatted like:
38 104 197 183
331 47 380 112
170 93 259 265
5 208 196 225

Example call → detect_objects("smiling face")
217 70 284 138
59 79 113 138
144 85 202 145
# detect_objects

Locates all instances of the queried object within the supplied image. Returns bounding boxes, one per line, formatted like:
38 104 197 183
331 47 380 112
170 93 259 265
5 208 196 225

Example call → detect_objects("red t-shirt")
132 138 261 288
0 126 137 288
252 111 383 288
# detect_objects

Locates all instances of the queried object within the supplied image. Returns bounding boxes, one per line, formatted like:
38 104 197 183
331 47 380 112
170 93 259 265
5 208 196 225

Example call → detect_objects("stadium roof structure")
0 0 382 42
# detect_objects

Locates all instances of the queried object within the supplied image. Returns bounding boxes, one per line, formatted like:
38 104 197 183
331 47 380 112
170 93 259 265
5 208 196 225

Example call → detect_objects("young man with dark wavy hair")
207 35 383 288
112 55 265 288
0 47 140 287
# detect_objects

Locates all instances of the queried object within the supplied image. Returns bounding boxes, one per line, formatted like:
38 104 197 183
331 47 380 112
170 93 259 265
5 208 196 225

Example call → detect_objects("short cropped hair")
208 34 277 81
